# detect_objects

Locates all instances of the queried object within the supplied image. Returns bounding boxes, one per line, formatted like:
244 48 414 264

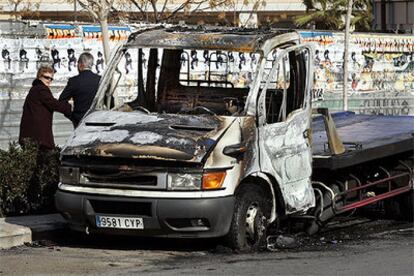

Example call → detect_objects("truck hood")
61 111 235 163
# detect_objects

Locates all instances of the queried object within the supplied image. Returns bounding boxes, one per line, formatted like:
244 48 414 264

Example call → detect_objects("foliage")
351 1 372 32
0 140 60 217
296 0 372 31
295 0 345 30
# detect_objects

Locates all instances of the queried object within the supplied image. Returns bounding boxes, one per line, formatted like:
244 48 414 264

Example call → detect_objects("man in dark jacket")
59 52 100 127
19 65 71 150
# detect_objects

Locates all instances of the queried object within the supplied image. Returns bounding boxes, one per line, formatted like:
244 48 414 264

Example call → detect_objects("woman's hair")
36 65 54 79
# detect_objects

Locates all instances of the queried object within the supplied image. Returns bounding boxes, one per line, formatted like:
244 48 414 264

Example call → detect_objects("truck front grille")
85 173 157 186
79 168 167 190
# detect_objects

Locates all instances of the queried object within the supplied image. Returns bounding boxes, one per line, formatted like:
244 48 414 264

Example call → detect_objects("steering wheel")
135 106 150 114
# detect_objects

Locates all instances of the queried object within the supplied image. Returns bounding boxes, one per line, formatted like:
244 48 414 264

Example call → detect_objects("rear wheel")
385 191 414 222
384 158 413 221
399 191 414 221
225 185 271 252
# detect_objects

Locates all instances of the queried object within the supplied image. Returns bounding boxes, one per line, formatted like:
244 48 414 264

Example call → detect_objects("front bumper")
55 189 235 238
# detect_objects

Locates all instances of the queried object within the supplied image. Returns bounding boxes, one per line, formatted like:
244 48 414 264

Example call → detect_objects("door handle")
303 128 312 143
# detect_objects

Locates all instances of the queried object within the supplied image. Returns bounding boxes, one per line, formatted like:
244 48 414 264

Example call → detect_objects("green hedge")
0 141 60 217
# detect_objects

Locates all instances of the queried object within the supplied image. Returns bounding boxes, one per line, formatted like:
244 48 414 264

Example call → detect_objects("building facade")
0 0 306 28
373 0 414 33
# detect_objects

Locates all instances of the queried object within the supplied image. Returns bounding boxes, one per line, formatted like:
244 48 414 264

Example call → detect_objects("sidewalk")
0 214 66 249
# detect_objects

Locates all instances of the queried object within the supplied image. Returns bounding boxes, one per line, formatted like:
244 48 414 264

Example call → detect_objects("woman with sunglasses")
19 65 71 151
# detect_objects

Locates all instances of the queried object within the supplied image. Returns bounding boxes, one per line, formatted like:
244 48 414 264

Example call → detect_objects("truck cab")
56 26 315 251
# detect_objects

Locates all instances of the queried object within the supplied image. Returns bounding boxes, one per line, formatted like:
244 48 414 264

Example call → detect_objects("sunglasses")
42 75 54 81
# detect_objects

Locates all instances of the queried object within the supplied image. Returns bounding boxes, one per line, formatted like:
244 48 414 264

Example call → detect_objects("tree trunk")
343 0 353 111
100 17 111 63
14 4 19 20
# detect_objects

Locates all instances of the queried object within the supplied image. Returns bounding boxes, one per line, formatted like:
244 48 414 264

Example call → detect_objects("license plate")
96 215 144 229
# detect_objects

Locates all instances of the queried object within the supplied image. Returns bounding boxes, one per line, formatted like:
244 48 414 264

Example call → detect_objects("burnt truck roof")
127 26 300 53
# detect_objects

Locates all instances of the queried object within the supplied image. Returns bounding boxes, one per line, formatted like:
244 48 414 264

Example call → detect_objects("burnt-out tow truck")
55 26 414 251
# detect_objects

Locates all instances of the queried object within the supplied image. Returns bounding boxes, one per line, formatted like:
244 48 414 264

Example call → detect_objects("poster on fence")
300 31 414 101
82 25 131 41
1 24 413 101
45 24 77 39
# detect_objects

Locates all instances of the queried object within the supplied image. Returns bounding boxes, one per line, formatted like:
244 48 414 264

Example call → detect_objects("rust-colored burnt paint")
62 112 236 163
128 27 286 52
96 143 195 161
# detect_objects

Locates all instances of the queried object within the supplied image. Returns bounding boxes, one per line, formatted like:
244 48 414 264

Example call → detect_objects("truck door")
257 45 315 214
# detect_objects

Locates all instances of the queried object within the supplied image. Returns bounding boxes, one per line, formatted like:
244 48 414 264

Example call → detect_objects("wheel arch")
237 172 286 223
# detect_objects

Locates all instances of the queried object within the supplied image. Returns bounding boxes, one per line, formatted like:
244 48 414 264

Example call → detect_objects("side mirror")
223 144 247 159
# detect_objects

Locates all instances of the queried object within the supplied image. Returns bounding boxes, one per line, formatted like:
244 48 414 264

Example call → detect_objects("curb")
0 214 67 249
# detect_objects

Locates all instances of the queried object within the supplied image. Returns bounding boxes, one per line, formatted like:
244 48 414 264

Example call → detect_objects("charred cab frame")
56 26 317 250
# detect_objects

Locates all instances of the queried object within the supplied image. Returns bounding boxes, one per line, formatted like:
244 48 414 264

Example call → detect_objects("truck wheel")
225 185 270 252
384 191 413 222
398 191 414 222
384 158 413 221
384 197 401 220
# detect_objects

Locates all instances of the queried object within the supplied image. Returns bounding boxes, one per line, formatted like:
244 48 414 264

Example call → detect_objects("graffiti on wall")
82 25 131 41
45 24 77 39
1 26 413 102
0 37 105 83
0 24 133 99
360 95 411 115
301 31 414 101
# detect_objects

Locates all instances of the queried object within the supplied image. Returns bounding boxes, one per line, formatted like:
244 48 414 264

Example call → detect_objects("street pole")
100 19 111 62
343 0 353 111
74 0 77 22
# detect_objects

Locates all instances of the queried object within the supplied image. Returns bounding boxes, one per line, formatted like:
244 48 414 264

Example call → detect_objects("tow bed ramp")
312 112 414 170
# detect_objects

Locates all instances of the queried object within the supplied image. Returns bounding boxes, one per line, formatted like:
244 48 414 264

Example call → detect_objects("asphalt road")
1 217 413 276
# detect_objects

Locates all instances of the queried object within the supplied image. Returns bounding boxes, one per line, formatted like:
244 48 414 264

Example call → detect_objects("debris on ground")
25 239 57 248
266 235 298 251
265 215 413 252
211 244 234 254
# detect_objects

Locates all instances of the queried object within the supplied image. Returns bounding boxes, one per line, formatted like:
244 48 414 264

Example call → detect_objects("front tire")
225 184 271 252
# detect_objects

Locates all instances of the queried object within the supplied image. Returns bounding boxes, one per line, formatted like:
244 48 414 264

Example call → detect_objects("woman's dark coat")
19 79 71 150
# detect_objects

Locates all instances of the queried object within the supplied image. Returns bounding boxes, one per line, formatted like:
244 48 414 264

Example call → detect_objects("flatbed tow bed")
312 112 414 170
308 111 413 226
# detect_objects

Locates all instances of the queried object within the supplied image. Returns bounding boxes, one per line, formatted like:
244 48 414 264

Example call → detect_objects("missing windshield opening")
99 47 259 116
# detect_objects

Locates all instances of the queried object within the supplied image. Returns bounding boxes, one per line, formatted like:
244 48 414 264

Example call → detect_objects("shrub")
0 140 60 217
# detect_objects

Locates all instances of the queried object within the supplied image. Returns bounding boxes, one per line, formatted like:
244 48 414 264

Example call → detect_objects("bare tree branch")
160 0 169 15
77 0 100 19
195 0 228 12
7 0 42 20
129 0 147 14
75 0 117 61
128 0 236 23
164 2 189 21
150 0 158 22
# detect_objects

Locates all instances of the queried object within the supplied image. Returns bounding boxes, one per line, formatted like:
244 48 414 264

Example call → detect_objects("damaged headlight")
59 167 80 184
167 171 227 191
167 173 202 190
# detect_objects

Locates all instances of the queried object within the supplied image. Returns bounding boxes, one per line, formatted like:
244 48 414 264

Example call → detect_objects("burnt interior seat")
158 86 249 115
